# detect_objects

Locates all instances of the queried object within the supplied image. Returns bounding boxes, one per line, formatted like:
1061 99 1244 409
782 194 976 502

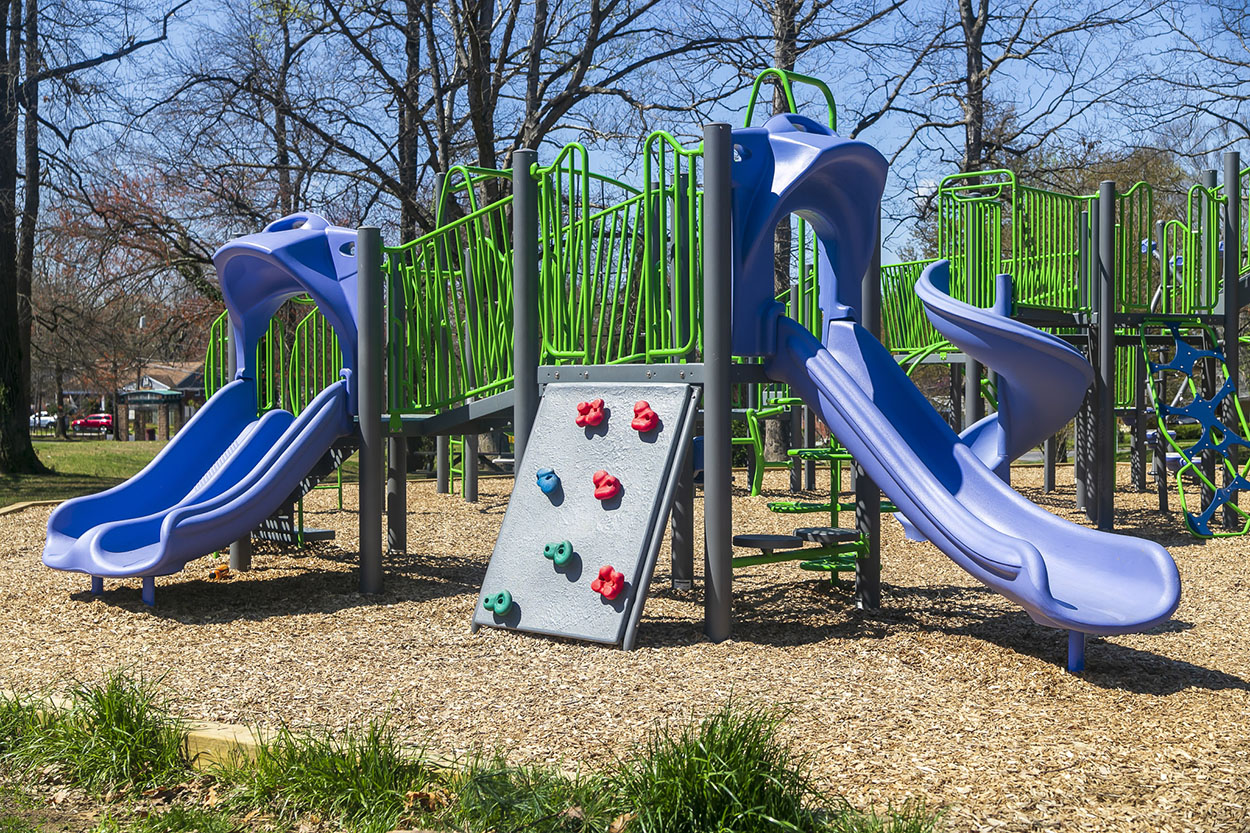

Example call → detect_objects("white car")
29 411 55 429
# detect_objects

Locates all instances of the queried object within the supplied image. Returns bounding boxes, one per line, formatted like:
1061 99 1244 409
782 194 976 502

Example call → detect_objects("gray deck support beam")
1224 152 1242 528
227 324 252 572
387 238 407 552
512 149 541 470
1095 182 1117 530
702 123 733 642
855 223 883 611
357 225 384 594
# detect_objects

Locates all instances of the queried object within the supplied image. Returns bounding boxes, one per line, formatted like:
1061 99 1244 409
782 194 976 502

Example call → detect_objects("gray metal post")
804 408 816 489
670 443 694 591
512 149 541 469
435 435 449 492
702 123 733 642
357 225 385 593
1224 151 1242 528
227 329 252 572
855 222 883 610
1043 435 1056 493
1096 182 1116 531
387 238 407 553
1132 346 1147 492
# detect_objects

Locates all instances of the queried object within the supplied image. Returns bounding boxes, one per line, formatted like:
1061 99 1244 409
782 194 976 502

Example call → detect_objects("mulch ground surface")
1 463 1247 832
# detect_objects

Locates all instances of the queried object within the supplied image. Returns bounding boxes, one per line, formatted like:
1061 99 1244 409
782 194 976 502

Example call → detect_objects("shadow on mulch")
65 546 486 625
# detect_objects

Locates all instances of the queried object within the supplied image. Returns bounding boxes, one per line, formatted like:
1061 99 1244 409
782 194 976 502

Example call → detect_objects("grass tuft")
449 756 616 832
613 701 820 833
0 672 186 795
823 799 942 833
216 719 433 832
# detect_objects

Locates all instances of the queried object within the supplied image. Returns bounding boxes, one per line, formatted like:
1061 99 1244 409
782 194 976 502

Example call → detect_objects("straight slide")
43 378 351 579
764 314 1180 637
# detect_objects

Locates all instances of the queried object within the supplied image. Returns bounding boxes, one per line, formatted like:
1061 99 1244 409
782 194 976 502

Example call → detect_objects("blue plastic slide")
43 214 358 596
730 113 1179 667
765 314 1180 639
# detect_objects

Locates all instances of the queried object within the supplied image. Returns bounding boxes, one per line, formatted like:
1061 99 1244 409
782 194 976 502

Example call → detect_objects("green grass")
217 720 434 833
92 805 240 833
0 671 187 795
613 703 820 833
1 674 943 833
448 758 617 832
0 440 166 507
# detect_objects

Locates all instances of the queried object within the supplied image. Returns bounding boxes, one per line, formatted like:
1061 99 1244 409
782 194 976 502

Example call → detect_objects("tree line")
3 0 1249 470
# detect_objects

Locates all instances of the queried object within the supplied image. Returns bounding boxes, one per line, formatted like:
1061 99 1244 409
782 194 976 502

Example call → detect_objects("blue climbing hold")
536 468 560 494
483 590 513 615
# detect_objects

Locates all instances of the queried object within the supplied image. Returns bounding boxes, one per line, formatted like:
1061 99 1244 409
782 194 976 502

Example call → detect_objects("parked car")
28 411 55 429
71 412 114 432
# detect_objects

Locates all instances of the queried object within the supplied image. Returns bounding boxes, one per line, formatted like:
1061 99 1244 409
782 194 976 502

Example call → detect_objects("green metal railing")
880 258 940 352
288 304 343 415
536 134 702 365
204 310 286 412
386 191 515 414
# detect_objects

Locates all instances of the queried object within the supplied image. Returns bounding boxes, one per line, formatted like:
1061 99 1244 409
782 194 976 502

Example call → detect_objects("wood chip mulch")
2 463 1248 832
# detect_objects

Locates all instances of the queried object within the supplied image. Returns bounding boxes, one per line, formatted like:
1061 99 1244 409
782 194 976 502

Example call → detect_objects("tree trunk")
53 363 66 439
959 0 988 172
0 0 42 473
764 0 799 464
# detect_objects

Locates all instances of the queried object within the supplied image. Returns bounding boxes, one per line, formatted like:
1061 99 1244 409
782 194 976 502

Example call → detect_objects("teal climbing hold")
543 540 573 566
483 590 513 615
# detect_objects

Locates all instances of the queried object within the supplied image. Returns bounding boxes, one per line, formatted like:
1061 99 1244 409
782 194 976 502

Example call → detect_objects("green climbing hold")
483 590 513 615
543 540 573 566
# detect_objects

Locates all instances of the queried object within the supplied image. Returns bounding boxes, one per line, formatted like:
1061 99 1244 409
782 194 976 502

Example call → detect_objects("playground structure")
44 67 1236 672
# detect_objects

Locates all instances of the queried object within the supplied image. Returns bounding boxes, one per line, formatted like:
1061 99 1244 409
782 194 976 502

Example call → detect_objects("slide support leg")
1067 630 1086 673
90 576 103 596
671 443 694 591
141 577 155 607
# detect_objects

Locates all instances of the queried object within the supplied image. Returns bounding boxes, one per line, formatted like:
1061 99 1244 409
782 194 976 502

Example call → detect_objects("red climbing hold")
631 400 658 432
575 398 606 427
592 469 621 500
591 565 625 600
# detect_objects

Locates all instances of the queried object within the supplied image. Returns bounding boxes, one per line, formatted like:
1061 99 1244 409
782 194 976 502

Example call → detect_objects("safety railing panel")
880 259 941 352
288 305 343 416
386 192 515 413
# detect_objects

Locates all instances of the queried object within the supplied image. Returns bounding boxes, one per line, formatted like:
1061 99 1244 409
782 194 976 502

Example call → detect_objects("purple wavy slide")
763 266 1180 669
43 213 358 604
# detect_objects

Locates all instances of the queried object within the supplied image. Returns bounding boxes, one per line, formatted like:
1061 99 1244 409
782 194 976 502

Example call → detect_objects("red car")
71 412 114 432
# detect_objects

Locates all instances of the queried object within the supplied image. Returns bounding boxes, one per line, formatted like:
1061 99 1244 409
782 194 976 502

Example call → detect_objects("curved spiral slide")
764 309 1180 664
43 214 358 602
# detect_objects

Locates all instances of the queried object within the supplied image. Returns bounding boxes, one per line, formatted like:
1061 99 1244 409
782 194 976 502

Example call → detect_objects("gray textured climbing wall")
472 382 699 645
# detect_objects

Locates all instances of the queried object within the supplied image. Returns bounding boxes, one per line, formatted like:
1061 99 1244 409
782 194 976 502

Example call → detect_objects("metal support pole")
1096 182 1117 531
435 436 449 492
1224 151 1242 528
463 250 480 504
227 325 252 572
512 149 541 470
357 225 384 594
387 239 407 553
1043 435 1056 493
1132 346 1147 492
702 123 733 642
671 443 694 591
855 222 883 610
